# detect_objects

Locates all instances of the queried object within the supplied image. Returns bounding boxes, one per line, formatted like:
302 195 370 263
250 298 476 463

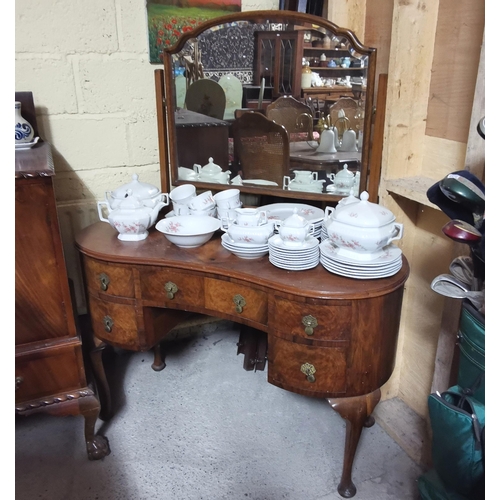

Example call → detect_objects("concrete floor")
16 320 423 500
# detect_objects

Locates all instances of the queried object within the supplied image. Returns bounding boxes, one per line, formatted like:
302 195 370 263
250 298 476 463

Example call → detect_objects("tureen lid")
335 164 355 180
111 174 160 199
201 157 222 175
116 195 147 210
333 191 396 227
282 208 308 227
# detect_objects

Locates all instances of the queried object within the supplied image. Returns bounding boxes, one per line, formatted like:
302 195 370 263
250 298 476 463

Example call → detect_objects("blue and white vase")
15 101 34 144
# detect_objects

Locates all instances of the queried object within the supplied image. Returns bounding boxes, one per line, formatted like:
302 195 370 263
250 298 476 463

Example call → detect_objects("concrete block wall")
15 0 278 205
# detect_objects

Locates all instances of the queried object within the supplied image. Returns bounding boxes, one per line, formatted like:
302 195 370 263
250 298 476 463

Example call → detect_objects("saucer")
15 136 40 150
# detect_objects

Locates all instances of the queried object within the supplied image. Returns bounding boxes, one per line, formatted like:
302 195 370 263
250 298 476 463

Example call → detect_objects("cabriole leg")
327 389 381 498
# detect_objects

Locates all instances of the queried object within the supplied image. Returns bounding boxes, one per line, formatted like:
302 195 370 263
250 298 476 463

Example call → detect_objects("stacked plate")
260 203 324 239
221 233 269 260
319 240 403 279
268 234 320 271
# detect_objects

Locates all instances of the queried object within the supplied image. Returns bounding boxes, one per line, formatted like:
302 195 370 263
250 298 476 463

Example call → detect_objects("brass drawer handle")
300 362 316 383
164 281 178 300
99 273 110 291
302 315 318 336
15 376 24 390
233 294 246 314
103 315 113 333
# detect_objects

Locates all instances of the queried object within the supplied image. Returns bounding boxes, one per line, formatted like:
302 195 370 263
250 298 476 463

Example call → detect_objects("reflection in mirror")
159 11 376 201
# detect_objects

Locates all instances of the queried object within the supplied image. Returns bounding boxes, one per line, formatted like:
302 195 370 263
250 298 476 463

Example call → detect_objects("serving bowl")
155 215 221 248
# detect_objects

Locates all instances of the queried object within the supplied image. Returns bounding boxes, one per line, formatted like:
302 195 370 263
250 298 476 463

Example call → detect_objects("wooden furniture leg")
90 337 113 421
79 390 111 460
152 343 166 371
327 389 381 498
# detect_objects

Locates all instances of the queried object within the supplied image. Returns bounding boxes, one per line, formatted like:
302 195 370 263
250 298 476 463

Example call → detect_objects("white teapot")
97 195 168 241
195 157 231 184
326 191 404 258
105 174 169 209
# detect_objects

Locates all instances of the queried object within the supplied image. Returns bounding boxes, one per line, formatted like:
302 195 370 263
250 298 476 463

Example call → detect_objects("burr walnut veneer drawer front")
268 336 347 396
84 258 135 298
204 278 267 324
15 347 84 404
140 268 204 307
88 295 139 350
270 297 351 341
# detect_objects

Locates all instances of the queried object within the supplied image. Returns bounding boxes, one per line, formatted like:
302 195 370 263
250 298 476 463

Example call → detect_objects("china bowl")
155 215 221 248
224 220 275 245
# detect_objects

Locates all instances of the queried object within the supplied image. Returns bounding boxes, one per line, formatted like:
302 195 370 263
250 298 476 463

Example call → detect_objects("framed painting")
147 0 242 64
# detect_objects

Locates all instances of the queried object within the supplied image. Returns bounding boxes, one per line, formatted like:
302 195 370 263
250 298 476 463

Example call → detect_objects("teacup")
189 190 215 211
189 205 217 217
172 202 191 216
293 170 318 184
170 184 196 205
217 207 240 228
234 207 268 227
213 189 241 209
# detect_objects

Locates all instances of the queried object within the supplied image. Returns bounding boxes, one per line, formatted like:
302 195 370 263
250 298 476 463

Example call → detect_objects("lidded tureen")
194 158 231 184
105 173 169 209
326 191 403 258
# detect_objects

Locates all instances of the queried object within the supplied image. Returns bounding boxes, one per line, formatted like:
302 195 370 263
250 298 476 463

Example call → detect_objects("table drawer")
268 336 347 395
140 268 204 307
88 295 140 350
270 297 350 341
205 278 267 324
84 258 135 298
15 346 85 404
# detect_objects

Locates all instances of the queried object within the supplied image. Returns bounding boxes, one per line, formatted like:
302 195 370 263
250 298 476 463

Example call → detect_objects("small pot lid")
333 191 396 227
110 174 160 200
282 208 308 228
335 164 355 180
201 157 222 175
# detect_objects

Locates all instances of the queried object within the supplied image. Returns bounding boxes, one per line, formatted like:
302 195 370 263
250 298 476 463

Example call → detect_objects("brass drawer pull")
164 281 178 299
15 376 24 390
103 315 114 333
300 362 316 383
302 315 318 336
99 273 110 291
233 294 246 314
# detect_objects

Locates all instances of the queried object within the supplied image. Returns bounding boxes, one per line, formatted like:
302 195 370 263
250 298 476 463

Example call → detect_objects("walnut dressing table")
76 221 409 498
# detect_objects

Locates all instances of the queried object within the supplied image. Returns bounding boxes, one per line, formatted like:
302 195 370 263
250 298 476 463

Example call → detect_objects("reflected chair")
327 97 362 137
218 74 243 121
265 95 315 142
230 111 290 186
185 78 226 120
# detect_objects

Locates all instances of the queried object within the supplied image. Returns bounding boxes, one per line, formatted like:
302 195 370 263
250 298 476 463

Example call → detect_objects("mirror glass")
161 11 376 200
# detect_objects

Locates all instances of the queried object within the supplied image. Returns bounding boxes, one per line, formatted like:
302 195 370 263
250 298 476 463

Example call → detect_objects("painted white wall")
15 0 278 204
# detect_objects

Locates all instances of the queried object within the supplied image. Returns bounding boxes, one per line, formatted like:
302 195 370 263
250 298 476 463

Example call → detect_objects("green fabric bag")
428 385 485 496
418 469 469 500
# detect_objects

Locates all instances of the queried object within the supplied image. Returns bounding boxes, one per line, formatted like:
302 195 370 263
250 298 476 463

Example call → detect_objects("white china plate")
287 184 324 193
320 259 402 279
259 203 325 224
270 255 319 266
320 254 402 272
268 234 319 252
242 179 279 186
269 258 319 271
224 248 269 259
15 136 40 150
320 240 402 266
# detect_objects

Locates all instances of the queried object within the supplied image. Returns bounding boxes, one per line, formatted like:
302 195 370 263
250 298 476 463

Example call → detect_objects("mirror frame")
155 10 377 202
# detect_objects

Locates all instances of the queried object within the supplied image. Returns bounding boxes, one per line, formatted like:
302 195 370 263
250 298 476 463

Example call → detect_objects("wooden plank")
425 0 485 143
381 0 439 181
326 0 366 39
422 135 467 180
364 0 393 75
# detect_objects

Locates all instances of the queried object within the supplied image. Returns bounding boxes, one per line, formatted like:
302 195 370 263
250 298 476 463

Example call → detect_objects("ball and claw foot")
86 435 111 460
